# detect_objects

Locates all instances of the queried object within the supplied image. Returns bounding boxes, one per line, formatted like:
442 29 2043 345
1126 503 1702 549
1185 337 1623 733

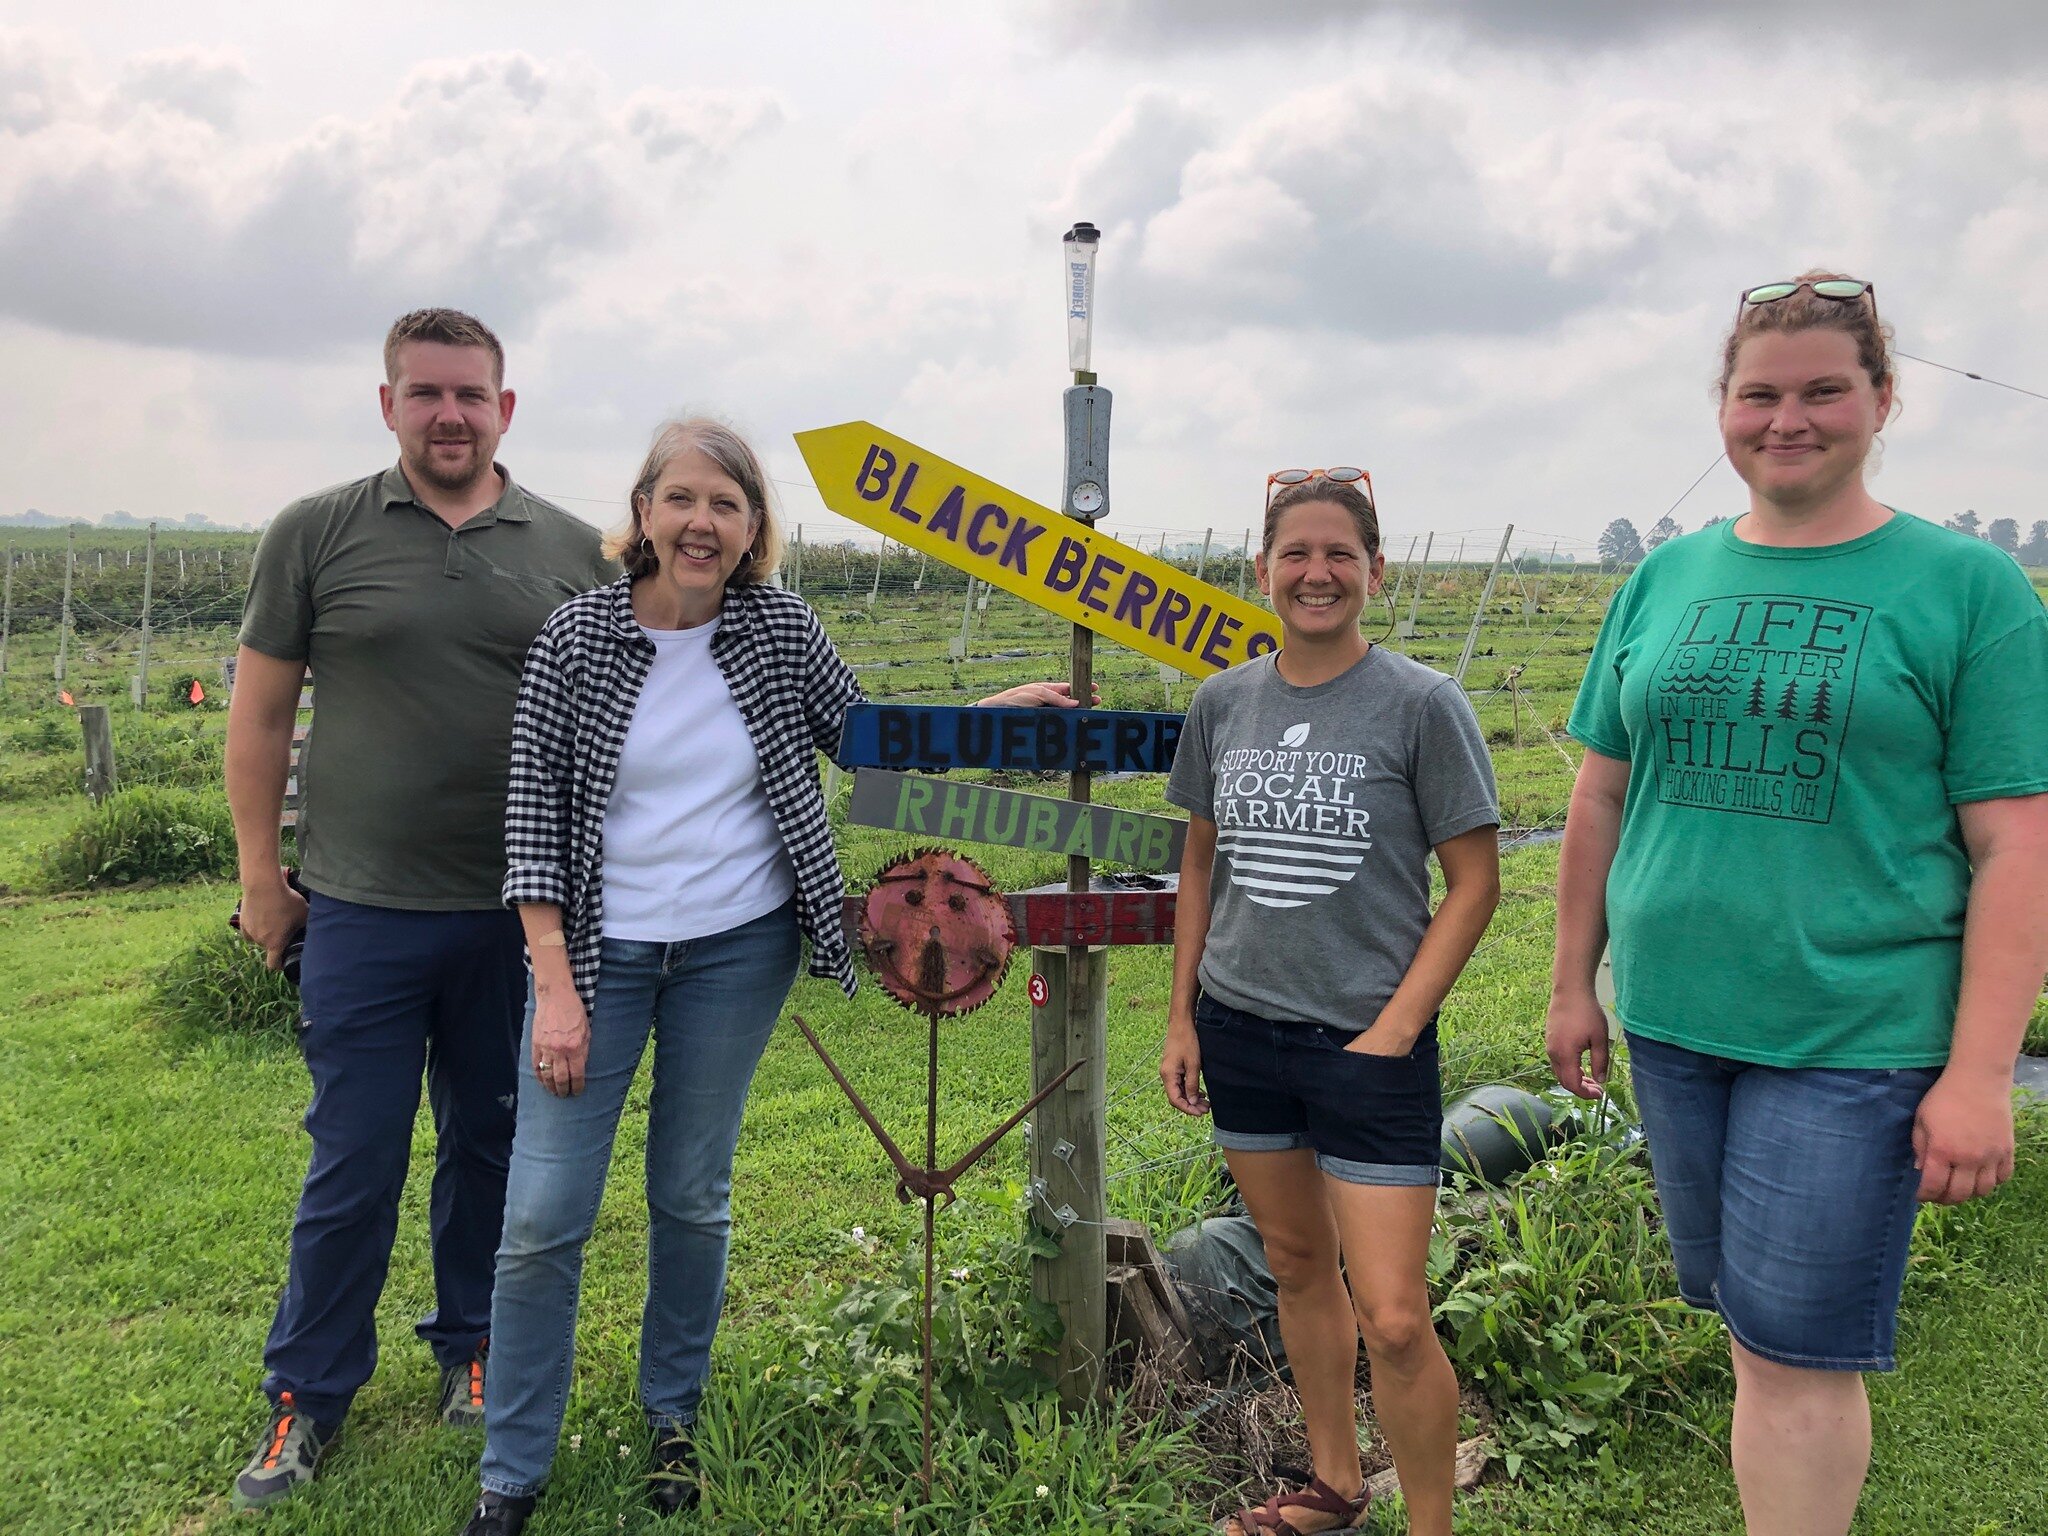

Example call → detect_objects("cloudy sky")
2 2 2043 556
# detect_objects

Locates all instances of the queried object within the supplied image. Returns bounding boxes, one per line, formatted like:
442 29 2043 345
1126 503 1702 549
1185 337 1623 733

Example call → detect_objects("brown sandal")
1221 1474 1370 1535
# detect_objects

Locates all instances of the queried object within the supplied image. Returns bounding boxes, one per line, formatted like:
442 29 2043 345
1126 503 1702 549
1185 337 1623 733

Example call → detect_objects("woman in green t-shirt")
1548 272 2048 1536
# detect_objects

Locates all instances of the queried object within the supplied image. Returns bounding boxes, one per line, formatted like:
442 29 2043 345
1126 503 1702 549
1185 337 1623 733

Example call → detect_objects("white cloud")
118 47 250 130
0 11 2042 553
0 41 782 357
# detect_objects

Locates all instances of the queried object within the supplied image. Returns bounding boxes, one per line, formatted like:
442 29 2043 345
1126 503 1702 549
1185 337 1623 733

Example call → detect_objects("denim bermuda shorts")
1624 1029 1941 1373
1193 991 1441 1187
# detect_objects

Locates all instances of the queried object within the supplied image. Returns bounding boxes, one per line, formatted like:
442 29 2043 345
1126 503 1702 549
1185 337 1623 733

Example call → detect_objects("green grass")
4 853 2046 1533
1 568 2044 1532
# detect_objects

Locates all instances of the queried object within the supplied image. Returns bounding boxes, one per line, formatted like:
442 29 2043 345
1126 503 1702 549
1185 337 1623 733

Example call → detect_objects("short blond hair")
606 417 784 586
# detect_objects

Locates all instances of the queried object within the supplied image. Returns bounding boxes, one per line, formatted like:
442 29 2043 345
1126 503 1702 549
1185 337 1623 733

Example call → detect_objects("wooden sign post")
802 226 1269 1404
1040 221 1109 1407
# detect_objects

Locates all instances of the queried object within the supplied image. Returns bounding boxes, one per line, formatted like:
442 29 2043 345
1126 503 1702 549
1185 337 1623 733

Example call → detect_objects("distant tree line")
1945 511 2048 567
1595 511 2048 569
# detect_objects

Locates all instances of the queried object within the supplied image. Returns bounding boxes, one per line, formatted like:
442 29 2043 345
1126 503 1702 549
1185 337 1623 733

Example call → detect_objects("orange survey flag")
59 690 74 706
189 679 206 704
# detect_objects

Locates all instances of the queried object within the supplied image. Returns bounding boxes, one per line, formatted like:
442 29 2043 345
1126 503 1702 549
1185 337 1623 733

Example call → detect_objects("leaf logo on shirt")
1279 722 1311 748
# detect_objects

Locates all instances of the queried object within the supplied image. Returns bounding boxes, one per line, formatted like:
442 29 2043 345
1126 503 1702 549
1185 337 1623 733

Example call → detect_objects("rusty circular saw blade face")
859 848 1016 1017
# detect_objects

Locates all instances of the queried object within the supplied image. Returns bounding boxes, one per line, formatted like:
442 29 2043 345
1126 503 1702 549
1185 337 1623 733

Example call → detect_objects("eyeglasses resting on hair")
1737 278 1877 329
1265 466 1376 515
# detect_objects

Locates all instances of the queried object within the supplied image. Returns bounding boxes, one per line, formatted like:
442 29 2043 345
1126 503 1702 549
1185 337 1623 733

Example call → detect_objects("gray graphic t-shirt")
1166 648 1499 1028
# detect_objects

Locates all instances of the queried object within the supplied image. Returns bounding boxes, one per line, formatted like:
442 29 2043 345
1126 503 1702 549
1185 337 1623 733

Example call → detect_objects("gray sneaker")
438 1338 488 1428
231 1393 335 1511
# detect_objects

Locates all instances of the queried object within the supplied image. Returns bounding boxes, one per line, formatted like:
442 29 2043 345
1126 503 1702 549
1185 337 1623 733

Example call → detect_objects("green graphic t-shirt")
1569 511 2048 1068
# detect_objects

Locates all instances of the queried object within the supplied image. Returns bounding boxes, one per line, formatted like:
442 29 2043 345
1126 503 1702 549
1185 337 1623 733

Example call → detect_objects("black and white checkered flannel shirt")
501 574 862 1008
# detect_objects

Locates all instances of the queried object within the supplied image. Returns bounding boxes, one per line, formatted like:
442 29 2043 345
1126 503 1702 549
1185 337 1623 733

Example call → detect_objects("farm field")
2 542 2045 1535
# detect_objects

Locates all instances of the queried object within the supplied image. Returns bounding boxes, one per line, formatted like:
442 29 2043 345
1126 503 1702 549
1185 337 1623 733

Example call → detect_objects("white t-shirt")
600 619 796 941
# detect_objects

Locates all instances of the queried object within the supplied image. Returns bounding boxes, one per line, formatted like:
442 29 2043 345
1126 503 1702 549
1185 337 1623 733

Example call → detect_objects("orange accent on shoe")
469 1359 483 1406
263 1394 297 1469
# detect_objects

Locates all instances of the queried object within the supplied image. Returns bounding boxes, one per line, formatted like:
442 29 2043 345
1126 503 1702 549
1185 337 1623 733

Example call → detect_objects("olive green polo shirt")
240 464 618 909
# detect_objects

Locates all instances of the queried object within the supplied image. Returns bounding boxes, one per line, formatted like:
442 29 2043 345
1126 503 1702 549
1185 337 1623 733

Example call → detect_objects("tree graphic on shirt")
1745 676 1768 718
1776 682 1800 720
1808 679 1834 723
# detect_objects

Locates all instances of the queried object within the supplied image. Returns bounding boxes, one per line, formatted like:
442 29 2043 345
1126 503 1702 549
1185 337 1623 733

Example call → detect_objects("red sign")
1028 973 1050 1007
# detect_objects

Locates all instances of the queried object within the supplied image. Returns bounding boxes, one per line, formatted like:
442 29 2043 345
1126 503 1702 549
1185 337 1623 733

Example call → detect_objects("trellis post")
134 522 157 708
55 528 75 683
1453 524 1515 686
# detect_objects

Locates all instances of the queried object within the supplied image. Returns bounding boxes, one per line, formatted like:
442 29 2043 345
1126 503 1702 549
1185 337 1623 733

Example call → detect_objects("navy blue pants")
260 893 525 1426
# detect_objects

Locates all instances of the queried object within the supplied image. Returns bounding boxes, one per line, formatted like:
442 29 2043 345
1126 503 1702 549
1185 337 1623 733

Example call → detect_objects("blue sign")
838 704 1183 775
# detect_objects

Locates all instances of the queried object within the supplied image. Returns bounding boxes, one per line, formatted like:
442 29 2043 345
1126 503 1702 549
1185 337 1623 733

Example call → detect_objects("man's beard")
406 437 490 495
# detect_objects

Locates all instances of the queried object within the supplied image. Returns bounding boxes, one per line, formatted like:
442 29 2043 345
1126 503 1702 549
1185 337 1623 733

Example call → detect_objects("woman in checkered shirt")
461 418 1078 1535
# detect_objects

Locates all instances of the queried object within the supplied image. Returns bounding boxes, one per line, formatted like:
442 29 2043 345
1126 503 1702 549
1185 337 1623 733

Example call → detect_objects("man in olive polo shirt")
225 309 615 1511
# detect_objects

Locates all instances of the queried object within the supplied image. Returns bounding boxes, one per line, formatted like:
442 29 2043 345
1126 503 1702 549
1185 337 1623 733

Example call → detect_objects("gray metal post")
950 576 977 660
1385 534 1419 613
56 527 74 683
1398 531 1434 643
1235 529 1252 598
136 521 157 708
791 524 803 596
0 543 13 686
867 538 886 607
1194 527 1212 583
1453 524 1515 685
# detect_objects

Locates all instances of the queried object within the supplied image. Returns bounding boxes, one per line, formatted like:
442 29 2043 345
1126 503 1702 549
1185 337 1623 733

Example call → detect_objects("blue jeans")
1625 1029 1939 1372
479 902 801 1498
264 894 524 1427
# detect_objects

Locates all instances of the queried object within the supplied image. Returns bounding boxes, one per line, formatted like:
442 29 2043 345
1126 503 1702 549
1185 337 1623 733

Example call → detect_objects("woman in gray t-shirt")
1161 474 1499 1536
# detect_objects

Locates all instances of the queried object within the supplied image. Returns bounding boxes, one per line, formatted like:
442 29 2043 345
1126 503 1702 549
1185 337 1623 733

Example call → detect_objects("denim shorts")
1624 1029 1941 1373
1193 991 1442 1187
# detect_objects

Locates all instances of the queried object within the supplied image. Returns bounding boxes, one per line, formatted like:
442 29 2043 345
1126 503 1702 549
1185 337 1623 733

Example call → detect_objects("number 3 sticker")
1028 973 1050 1007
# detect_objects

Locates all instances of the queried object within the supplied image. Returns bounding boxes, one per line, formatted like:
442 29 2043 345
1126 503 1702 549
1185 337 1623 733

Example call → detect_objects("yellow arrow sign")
795 421 1282 678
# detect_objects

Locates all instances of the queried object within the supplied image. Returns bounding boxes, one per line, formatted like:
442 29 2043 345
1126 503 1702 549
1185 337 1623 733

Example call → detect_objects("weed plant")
111 712 224 790
146 926 300 1047
1431 1110 1726 1481
688 1189 1198 1532
34 785 236 890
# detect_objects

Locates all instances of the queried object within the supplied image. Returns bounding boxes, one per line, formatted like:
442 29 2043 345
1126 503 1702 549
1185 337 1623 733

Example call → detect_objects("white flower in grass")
950 1267 971 1281
568 1434 582 1451
1036 1484 1050 1498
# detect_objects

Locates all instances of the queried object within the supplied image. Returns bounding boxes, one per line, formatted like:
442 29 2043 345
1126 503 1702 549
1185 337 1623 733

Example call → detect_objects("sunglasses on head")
1266 466 1375 514
1737 279 1877 327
